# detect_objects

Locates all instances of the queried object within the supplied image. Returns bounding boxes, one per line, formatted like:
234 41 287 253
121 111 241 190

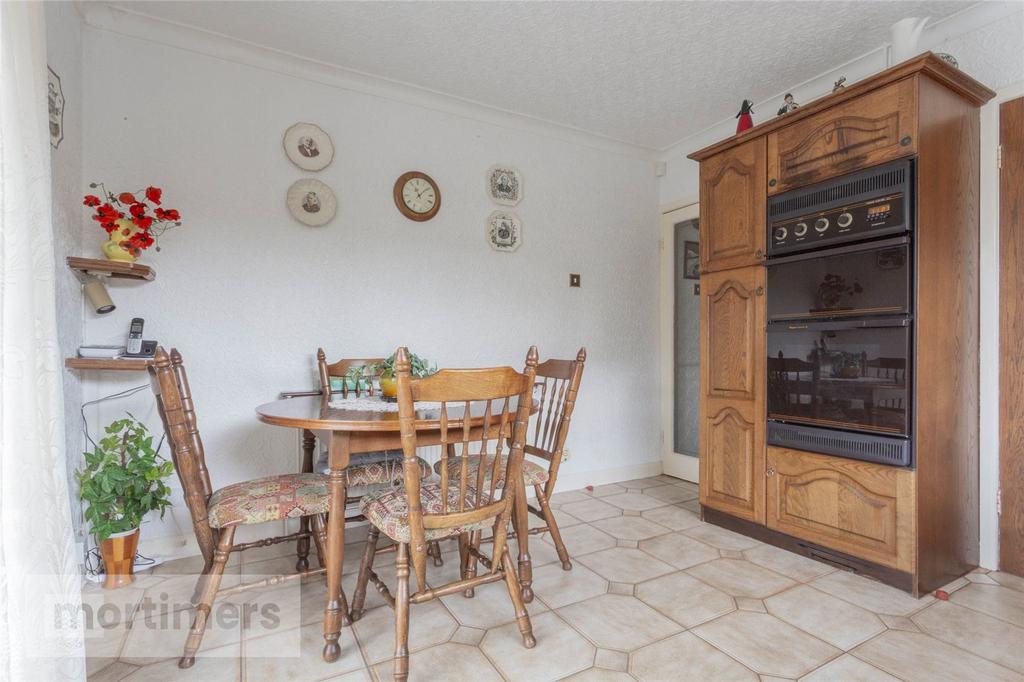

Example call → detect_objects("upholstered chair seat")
315 450 432 487
360 484 492 543
432 456 549 487
207 472 330 528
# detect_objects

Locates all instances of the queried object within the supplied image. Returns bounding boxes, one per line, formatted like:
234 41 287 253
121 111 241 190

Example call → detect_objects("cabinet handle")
755 249 764 260
755 285 765 296
900 135 913 147
768 178 777 187
766 467 775 476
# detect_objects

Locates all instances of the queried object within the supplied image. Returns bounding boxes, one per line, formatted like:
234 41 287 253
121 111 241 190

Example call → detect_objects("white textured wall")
79 28 660 552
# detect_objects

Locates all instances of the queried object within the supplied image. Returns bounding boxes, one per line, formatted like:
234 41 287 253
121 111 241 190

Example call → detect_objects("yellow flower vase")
101 219 141 262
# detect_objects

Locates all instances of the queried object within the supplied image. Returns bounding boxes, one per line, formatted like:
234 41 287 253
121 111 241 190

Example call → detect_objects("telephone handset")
124 318 157 358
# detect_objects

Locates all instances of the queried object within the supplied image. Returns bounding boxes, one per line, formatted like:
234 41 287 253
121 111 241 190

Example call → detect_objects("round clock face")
394 171 440 221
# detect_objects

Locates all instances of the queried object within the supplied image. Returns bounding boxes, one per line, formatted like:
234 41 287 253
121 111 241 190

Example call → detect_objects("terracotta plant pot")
99 527 140 589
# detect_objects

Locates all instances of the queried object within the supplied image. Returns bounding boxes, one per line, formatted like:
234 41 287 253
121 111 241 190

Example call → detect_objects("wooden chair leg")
501 547 536 648
463 529 481 598
311 513 328 569
535 484 571 570
180 526 235 668
350 527 379 622
393 542 411 682
427 540 444 566
296 430 316 571
190 555 214 606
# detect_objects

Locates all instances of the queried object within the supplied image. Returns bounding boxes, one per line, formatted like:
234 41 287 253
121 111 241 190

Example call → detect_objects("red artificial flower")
129 202 147 218
145 186 162 205
132 215 153 230
118 192 136 204
83 195 101 207
163 208 180 221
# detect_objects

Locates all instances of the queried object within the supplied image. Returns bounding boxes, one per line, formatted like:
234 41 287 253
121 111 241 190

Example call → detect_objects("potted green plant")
76 414 174 588
372 352 437 398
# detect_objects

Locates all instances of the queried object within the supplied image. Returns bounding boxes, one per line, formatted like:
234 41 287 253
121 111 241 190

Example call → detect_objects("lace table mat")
327 395 441 411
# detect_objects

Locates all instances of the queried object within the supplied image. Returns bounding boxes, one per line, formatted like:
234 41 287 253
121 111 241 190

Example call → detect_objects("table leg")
512 473 534 603
322 431 350 663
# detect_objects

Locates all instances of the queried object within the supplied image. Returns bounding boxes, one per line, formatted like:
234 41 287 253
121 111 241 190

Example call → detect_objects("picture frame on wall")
487 210 522 252
486 164 522 206
683 240 700 279
286 178 337 226
48 66 65 150
283 122 334 171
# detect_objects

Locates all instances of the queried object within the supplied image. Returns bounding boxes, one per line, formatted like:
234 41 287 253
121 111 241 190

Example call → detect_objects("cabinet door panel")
766 447 915 571
767 78 918 194
700 266 766 523
700 139 766 273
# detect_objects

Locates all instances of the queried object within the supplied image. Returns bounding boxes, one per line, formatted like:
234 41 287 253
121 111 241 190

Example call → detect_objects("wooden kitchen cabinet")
699 265 766 523
699 138 766 273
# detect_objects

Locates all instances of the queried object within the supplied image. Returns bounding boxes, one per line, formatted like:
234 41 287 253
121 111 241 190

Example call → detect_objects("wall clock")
393 171 440 221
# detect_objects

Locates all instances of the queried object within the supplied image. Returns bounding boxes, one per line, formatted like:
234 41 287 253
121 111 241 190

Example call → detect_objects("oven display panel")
770 194 906 253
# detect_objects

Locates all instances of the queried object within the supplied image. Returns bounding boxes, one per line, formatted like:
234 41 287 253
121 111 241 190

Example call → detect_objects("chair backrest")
527 348 587 493
317 348 385 397
395 345 537 590
148 346 218 564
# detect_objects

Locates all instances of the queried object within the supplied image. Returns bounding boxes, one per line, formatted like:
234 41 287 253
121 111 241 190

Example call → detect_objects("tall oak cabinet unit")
688 54 994 597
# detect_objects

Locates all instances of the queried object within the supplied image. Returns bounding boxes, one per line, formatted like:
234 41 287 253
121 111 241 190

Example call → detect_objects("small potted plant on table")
373 352 437 399
77 414 174 588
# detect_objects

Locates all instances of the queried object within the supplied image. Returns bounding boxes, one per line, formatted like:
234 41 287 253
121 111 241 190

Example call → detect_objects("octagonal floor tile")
631 631 757 682
481 611 594 682
558 594 681 651
635 571 735 627
576 547 675 584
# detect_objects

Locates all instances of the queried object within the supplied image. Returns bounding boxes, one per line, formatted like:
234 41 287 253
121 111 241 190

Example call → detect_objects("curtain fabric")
0 3 85 680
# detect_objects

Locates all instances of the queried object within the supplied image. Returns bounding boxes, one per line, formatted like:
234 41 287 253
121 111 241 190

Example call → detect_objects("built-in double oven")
765 159 915 467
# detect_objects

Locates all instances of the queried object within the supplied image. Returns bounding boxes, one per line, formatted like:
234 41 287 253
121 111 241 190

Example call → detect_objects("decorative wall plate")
283 122 334 171
48 66 65 150
486 164 522 206
487 210 521 252
287 179 336 226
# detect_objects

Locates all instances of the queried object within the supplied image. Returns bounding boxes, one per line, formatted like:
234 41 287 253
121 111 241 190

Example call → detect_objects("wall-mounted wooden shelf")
66 256 155 281
65 357 152 371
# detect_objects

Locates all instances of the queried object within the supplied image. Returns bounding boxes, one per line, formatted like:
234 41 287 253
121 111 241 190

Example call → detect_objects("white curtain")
0 3 85 681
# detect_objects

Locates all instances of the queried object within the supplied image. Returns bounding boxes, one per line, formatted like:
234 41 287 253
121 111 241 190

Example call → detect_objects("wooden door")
767 78 918 195
699 139 766 273
699 265 766 523
1000 96 1024 576
766 447 915 571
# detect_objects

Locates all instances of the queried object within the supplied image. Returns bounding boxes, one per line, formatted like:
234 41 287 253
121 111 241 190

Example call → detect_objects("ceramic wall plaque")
287 178 336 226
487 210 521 252
486 164 522 206
48 66 65 149
283 122 334 171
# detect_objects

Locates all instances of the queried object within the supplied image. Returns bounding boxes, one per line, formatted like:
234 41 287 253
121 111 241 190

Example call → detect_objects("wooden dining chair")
430 348 586 584
350 347 538 681
149 347 331 668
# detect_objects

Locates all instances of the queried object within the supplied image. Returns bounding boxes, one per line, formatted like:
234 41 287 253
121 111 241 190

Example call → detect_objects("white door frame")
660 201 700 482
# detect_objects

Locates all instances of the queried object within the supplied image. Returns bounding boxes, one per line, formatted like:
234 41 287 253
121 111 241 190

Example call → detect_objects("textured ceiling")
110 0 973 149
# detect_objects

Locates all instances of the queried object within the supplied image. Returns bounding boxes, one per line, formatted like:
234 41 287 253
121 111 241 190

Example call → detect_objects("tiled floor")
85 475 1024 682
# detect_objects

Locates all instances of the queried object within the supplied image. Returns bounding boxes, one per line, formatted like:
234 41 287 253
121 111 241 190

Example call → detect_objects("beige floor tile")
528 506 583 531
140 565 242 617
347 554 399 613
481 611 595 682
630 631 757 682
765 585 884 650
85 621 131 676
351 600 456 665
594 648 629 671
937 576 970 594
82 583 146 627
239 540 302 568
810 571 932 617
87 660 138 682
324 668 371 682
517 535 564 568
638 531 720 569
440 578 549 629
616 539 639 548
877 613 920 632
590 516 672 541
576 547 675 584
687 559 796 598
912 600 1024 672
966 572 1000 585
450 625 486 646
617 478 670 490
370 641 502 682
558 594 681 651
990 571 1024 593
851 629 1021 682
682 524 761 551
560 668 634 682
635 571 735 627
588 484 627 498
949 582 1024 626
680 499 701 514
152 552 239 576
642 484 698 504
800 654 898 682
693 611 839 678
743 545 834 583
550 490 593 506
560 498 621 522
237 579 325 638
243 622 364 681
600 493 667 512
721 549 745 559
608 582 633 595
543 523 617 556
735 598 767 613
533 561 608 610
120 605 242 665
120 643 240 681
640 504 703 531
760 676 795 682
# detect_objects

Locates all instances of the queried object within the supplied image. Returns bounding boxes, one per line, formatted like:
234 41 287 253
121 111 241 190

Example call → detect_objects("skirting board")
137 459 667 563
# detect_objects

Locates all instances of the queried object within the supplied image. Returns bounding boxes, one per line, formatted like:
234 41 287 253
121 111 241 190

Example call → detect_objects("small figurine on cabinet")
736 100 754 133
833 76 847 92
777 93 799 116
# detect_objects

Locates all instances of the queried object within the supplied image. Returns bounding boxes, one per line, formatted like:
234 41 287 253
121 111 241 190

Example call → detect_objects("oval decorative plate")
283 122 334 171
487 210 521 252
287 178 337 227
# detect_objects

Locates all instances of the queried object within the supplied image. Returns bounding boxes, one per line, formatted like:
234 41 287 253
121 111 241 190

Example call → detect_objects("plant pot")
99 527 140 589
101 219 141 262
379 375 397 398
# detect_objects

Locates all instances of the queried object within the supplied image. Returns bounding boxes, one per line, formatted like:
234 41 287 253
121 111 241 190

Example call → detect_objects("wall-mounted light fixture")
82 275 115 314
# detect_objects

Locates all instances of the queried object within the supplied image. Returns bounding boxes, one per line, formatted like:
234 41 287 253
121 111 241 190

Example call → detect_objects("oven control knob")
794 222 808 236
837 212 854 228
814 217 830 232
774 227 788 241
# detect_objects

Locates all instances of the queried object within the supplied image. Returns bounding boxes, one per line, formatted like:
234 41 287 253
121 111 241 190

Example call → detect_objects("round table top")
255 394 524 432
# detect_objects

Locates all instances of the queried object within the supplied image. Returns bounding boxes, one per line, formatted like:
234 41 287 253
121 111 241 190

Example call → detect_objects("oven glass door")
767 238 910 321
767 318 911 436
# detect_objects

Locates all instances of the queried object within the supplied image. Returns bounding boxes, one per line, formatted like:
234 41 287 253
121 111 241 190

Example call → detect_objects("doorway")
660 203 700 482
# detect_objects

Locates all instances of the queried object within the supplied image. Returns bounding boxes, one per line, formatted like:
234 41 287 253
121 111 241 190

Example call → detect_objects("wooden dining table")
255 392 536 662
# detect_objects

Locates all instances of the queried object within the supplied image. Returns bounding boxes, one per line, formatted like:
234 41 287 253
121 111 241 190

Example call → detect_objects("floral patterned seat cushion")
207 473 329 528
360 483 495 543
432 455 549 488
315 450 432 487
